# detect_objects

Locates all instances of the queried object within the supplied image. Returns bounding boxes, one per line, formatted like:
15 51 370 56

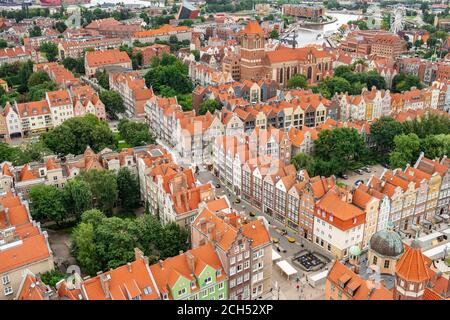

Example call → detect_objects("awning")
276 260 297 279
272 249 281 262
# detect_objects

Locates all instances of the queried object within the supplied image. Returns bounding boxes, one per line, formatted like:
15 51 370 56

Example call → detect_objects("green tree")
39 42 59 62
269 29 279 39
29 185 67 225
421 134 450 159
0 39 7 48
392 73 424 93
318 76 353 98
287 74 308 89
99 90 124 119
370 116 405 155
54 21 67 33
29 25 42 37
144 53 193 95
42 114 115 155
117 118 155 147
80 170 118 213
389 133 421 168
63 179 93 220
40 269 65 287
314 127 368 174
198 99 220 115
27 71 50 87
95 70 109 89
71 221 100 275
117 167 141 210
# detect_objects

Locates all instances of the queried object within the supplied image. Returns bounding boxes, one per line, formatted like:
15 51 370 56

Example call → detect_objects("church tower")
238 21 267 81
394 240 433 300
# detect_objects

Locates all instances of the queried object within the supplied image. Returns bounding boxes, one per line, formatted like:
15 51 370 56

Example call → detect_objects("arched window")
279 68 284 83
307 66 312 80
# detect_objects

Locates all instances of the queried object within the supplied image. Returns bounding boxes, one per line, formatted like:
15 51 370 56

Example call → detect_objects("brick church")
235 21 334 87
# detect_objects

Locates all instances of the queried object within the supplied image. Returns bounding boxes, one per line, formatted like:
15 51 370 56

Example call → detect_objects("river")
288 12 362 47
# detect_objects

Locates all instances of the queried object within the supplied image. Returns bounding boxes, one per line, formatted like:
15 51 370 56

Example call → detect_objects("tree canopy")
99 90 124 119
42 114 115 155
71 210 189 275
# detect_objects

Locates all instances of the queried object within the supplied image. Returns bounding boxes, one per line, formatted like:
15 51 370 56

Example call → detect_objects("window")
218 282 224 290
209 286 215 294
244 251 250 259
237 276 243 285
218 293 224 300
216 269 222 277
384 260 390 269
4 286 13 296
244 260 250 270
2 275 10 285
143 286 152 295
204 277 212 285
244 272 250 282
373 256 378 264
237 264 243 273
230 256 236 265
178 288 186 296
230 266 236 276
202 289 208 298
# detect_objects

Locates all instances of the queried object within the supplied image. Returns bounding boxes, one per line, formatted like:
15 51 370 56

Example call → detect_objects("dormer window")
143 286 152 295
329 215 334 222
216 269 222 277
191 281 196 288
163 292 169 300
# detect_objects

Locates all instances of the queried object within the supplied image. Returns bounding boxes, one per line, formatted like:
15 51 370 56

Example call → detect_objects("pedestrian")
296 284 300 292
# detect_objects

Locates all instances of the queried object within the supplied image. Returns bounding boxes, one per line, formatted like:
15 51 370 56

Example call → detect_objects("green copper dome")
349 245 361 257
369 226 404 258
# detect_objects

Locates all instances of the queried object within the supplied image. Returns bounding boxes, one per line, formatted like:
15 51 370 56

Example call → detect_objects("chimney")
100 274 111 299
186 252 195 273
175 193 182 208
127 262 132 273
4 208 9 226
158 260 164 269
215 230 222 242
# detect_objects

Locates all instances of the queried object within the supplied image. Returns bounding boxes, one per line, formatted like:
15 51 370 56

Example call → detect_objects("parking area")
337 164 386 188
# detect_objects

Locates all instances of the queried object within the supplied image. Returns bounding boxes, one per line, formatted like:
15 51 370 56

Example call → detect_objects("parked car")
215 183 221 188
276 245 287 253
354 169 363 175
272 237 280 244
355 179 364 187
362 166 371 173
249 212 256 217
382 163 390 169
340 174 349 180
234 198 241 204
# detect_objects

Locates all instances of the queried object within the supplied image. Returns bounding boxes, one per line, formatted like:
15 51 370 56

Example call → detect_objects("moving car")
272 237 280 244
287 237 296 243
215 183 221 188
234 198 241 204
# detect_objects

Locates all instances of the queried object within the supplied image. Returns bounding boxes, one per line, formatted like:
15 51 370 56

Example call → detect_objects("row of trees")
71 209 189 275
29 167 140 225
371 114 450 167
314 65 387 98
292 127 369 177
